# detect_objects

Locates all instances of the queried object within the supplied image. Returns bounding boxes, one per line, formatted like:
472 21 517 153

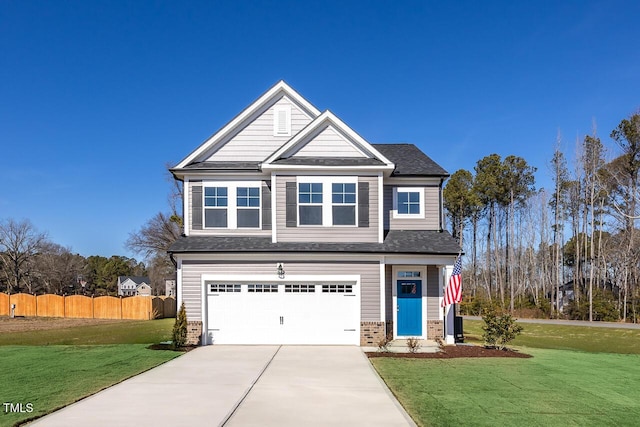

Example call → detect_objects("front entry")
397 280 422 336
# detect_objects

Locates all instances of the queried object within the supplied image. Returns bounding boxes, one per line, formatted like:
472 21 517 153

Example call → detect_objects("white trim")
184 178 190 236
201 180 262 230
201 274 360 283
175 81 321 169
271 172 277 243
377 172 384 243
379 261 386 323
176 259 183 312
263 110 395 167
273 105 291 136
261 164 395 173
296 176 359 227
392 187 425 219
444 264 455 344
392 265 428 340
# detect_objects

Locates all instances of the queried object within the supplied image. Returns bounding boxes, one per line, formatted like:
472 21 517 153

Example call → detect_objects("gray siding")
426 265 440 320
276 175 379 243
383 185 440 230
291 125 367 158
206 96 313 162
180 260 381 322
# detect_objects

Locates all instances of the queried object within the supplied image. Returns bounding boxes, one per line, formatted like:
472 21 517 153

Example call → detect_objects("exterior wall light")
277 263 285 279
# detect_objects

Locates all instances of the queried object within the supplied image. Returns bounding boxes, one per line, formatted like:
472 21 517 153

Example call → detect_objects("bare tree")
0 218 49 293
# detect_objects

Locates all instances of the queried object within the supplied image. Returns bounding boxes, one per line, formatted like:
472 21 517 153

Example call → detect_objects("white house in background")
117 276 152 296
168 81 461 346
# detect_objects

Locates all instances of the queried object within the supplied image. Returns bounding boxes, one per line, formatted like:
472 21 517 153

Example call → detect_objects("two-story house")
168 81 461 346
117 276 152 296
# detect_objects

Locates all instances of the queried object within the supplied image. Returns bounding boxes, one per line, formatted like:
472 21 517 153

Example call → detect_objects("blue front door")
397 280 422 336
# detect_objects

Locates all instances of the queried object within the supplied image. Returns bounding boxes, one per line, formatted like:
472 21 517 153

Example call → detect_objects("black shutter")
286 181 297 227
192 185 203 230
358 181 369 228
262 181 272 230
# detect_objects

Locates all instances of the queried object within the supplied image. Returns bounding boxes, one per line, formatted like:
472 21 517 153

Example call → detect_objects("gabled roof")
373 144 449 177
168 230 461 255
174 81 321 169
262 110 394 172
118 276 150 285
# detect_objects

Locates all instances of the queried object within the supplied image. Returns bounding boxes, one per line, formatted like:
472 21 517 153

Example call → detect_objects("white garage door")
206 282 359 345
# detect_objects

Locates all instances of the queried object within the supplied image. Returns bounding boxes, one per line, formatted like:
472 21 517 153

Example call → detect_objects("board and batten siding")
206 96 313 162
290 125 367 158
180 260 381 322
383 185 440 230
275 175 379 242
187 180 271 237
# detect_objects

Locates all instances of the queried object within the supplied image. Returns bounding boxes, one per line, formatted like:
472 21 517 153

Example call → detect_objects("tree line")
0 217 164 296
444 113 640 322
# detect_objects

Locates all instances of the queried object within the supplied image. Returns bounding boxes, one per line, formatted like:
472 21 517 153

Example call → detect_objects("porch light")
277 263 285 279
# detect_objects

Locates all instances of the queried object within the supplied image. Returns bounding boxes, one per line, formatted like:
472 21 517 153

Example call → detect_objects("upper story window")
237 187 260 228
299 183 323 225
393 187 424 219
204 187 228 228
297 177 358 227
331 183 356 225
203 182 261 229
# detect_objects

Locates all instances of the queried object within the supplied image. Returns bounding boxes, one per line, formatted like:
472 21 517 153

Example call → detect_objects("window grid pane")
332 183 356 204
204 187 228 207
237 187 260 208
398 191 420 215
299 183 323 204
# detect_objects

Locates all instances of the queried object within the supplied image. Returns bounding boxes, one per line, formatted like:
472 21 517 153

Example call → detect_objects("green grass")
463 319 640 354
0 319 179 426
0 318 174 346
372 348 640 427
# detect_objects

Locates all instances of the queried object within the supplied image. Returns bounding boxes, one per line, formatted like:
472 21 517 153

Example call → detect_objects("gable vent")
274 105 291 136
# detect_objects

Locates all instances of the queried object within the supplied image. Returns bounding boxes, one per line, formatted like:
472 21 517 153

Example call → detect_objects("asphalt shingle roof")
271 157 386 166
168 230 461 255
373 144 449 176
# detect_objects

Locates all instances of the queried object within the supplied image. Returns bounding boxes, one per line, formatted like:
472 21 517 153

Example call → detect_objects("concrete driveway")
30 346 414 426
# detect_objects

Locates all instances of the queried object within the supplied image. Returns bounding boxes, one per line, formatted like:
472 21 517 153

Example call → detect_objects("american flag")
441 256 462 307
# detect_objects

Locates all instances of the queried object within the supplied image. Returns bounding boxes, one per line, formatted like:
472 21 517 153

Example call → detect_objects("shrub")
171 302 187 349
406 337 421 353
482 308 523 350
377 332 393 352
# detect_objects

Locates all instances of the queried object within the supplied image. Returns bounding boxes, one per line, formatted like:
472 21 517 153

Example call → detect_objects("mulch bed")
366 345 532 359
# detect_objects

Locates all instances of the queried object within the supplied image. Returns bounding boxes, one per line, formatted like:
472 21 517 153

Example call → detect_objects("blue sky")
1 1 639 259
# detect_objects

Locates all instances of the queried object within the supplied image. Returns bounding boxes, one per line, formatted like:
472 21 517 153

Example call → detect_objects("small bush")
482 308 523 350
406 337 421 353
171 302 187 349
377 333 393 352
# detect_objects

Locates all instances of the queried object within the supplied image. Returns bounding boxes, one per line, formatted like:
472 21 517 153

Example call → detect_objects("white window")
203 182 261 229
298 183 323 225
273 105 291 136
393 187 424 219
297 177 358 227
331 183 356 226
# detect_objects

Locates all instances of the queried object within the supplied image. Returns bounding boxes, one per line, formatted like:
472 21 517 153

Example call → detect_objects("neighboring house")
117 276 152 296
168 81 461 346
165 279 176 297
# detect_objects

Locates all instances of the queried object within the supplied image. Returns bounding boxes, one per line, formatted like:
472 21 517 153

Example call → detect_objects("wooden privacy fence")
0 293 177 320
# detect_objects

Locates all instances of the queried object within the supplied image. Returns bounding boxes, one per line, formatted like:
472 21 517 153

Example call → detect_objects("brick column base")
186 321 202 346
360 321 385 346
426 320 443 340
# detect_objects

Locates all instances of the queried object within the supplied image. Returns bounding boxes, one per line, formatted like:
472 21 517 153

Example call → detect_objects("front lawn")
372 348 640 427
0 319 179 426
463 319 640 354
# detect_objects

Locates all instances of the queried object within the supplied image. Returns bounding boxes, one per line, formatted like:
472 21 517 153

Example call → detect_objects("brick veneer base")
426 320 443 339
186 321 202 346
360 321 385 346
